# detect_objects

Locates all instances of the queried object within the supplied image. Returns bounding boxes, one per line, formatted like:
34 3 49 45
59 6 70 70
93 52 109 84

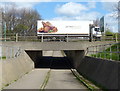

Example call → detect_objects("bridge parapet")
2 41 115 51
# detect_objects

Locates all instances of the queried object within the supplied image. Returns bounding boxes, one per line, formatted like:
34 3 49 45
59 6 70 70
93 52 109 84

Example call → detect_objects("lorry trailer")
37 20 102 42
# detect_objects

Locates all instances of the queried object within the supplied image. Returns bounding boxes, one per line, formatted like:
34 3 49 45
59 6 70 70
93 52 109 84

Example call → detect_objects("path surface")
45 69 87 89
4 69 49 89
3 51 88 90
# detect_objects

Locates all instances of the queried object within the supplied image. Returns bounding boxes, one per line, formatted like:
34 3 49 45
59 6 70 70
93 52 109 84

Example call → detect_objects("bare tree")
114 1 120 33
2 3 42 36
112 1 120 19
17 8 41 36
118 1 120 33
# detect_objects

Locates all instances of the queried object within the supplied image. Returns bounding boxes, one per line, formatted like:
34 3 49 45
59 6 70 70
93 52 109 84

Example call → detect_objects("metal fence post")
87 43 119 61
16 33 18 42
93 46 95 57
96 46 97 58
41 34 43 42
89 25 93 42
117 44 119 61
104 45 106 59
99 45 101 58
115 33 117 42
110 44 112 60
67 34 68 42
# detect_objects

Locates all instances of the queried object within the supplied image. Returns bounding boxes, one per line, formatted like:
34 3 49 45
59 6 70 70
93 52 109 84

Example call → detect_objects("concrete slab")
43 51 54 56
52 51 65 57
2 41 115 51
43 51 65 57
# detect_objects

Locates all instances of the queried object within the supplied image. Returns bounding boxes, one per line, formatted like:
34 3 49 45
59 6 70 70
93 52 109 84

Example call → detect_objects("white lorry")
37 20 102 41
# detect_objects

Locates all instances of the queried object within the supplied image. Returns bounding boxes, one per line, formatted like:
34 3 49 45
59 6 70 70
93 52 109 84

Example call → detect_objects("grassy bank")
91 43 120 61
0 56 6 60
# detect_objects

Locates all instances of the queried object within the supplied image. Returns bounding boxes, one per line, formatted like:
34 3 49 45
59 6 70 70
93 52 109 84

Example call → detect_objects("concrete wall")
77 56 119 90
1 51 34 89
0 60 2 90
25 50 42 68
64 50 85 68
2 41 115 51
65 51 119 90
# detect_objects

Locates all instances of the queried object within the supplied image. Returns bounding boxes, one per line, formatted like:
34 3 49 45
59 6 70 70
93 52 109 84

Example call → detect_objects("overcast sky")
0 0 119 32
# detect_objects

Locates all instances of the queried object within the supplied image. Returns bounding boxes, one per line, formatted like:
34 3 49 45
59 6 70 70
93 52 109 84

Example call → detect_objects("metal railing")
1 33 119 42
0 33 90 42
86 43 120 61
0 45 22 60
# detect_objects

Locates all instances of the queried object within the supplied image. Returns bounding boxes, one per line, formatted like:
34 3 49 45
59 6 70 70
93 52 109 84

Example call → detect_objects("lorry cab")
94 27 100 32
93 26 102 40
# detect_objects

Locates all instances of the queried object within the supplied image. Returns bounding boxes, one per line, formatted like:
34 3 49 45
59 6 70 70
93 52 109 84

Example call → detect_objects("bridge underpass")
3 50 88 90
2 41 119 90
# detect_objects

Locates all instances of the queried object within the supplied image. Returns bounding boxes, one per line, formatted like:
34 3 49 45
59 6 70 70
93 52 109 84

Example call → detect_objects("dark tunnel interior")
35 57 74 69
25 50 74 69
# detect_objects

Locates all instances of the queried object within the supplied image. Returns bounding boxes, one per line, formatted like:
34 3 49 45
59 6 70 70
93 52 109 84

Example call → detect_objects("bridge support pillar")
64 50 85 69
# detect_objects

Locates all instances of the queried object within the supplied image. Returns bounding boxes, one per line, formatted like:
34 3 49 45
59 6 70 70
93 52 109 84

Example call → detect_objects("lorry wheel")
96 37 101 41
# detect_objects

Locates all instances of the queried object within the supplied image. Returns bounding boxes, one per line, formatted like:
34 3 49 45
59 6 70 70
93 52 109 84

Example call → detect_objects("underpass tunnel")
25 50 72 69
25 50 85 69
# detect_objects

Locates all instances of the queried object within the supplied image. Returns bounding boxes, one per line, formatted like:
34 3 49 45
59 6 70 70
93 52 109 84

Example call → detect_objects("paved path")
45 69 87 89
43 51 65 57
3 51 88 90
4 69 49 89
43 51 54 56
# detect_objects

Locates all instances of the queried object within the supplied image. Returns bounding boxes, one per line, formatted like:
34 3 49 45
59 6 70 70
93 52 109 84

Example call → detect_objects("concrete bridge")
1 41 119 90
2 41 114 50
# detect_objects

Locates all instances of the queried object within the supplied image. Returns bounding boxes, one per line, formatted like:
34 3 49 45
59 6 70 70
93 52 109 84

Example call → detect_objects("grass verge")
91 43 120 61
0 56 6 60
40 69 51 91
71 69 102 91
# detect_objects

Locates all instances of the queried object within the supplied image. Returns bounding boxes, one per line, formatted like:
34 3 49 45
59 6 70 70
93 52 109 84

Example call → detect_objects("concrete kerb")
70 68 100 90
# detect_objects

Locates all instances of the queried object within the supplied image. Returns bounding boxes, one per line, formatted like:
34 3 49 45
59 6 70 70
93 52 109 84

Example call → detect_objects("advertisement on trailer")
37 20 93 34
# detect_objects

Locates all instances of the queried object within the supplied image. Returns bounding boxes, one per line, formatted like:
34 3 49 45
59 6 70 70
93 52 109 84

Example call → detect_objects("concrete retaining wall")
65 51 119 90
64 50 85 68
1 51 34 89
25 50 42 68
78 56 119 90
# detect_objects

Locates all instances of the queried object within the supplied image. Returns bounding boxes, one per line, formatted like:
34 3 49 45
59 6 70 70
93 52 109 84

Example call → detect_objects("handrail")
86 43 120 61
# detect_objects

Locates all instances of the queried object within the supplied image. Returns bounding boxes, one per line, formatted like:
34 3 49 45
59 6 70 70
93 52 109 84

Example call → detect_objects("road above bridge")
2 41 114 50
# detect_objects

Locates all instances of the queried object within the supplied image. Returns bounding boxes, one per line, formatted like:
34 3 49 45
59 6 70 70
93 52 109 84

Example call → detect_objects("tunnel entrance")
25 50 74 69
35 57 73 69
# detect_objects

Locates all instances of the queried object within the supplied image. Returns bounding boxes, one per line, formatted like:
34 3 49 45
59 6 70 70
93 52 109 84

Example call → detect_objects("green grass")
0 56 6 60
40 70 51 91
71 69 101 90
91 43 120 61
